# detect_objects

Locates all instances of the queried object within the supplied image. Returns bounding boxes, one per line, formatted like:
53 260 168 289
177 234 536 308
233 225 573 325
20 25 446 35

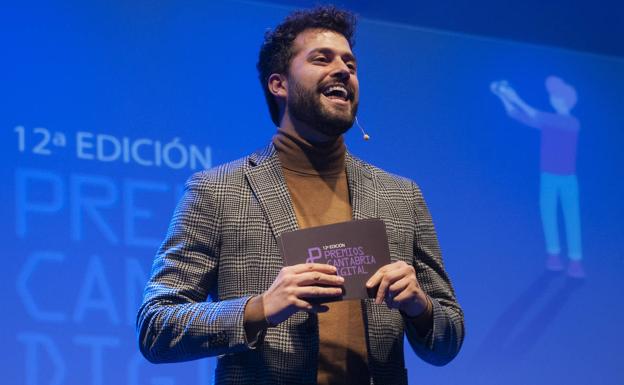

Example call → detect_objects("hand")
490 80 508 95
366 261 429 318
498 83 519 100
490 80 502 94
262 263 344 326
491 80 513 94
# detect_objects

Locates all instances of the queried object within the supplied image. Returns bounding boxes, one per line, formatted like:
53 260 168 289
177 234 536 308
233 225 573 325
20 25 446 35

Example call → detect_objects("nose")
330 59 351 81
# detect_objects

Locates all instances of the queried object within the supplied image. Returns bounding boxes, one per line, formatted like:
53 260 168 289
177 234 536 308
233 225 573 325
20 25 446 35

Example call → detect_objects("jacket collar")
245 143 378 241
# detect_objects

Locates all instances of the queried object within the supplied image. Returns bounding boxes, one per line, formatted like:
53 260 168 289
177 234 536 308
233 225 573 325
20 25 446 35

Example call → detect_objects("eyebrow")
307 48 357 63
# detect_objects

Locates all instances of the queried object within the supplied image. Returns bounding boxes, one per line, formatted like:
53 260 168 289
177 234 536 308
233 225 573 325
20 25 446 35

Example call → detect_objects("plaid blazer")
137 144 464 385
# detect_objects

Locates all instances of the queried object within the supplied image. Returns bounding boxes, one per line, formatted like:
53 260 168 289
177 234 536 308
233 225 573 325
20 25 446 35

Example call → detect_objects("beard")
287 78 358 138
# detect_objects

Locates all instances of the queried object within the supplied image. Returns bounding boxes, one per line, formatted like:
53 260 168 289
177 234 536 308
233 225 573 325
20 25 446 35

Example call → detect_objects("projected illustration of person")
490 76 584 278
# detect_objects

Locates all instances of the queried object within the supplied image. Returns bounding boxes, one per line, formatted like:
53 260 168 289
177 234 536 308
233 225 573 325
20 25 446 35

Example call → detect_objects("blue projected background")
3 1 624 384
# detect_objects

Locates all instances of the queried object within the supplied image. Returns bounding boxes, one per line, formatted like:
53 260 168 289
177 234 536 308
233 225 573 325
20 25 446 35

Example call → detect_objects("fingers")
490 81 502 95
366 261 416 305
292 299 330 314
264 263 345 325
296 285 343 298
292 298 314 311
308 304 330 313
385 278 422 311
295 300 329 314
391 287 417 303
388 276 411 296
366 261 410 285
365 264 388 291
296 271 344 286
375 273 391 304
378 267 407 304
289 263 338 275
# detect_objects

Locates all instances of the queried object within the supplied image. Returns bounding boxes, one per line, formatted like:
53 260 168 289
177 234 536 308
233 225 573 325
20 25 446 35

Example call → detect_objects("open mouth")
321 84 351 103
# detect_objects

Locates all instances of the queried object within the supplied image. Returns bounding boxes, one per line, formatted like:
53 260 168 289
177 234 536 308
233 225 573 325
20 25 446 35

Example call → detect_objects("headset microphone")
355 116 370 141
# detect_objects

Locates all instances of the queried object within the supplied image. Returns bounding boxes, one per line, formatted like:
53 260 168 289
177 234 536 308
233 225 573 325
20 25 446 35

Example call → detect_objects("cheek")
352 81 360 96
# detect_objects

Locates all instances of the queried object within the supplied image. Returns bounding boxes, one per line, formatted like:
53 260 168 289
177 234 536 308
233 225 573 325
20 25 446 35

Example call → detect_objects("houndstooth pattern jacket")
137 143 464 385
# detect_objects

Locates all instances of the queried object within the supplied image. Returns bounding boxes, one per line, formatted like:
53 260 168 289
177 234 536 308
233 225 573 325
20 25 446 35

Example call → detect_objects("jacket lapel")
244 147 378 246
244 144 299 241
346 152 378 220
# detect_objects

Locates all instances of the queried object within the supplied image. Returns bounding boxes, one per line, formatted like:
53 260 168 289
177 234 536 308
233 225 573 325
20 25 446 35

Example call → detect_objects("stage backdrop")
3 1 623 384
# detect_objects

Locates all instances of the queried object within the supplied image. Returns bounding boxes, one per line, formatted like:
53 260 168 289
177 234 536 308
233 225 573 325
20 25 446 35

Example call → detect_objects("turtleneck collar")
272 125 346 176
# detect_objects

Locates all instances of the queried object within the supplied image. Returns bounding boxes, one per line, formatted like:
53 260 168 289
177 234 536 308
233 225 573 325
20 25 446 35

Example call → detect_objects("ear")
268 73 288 99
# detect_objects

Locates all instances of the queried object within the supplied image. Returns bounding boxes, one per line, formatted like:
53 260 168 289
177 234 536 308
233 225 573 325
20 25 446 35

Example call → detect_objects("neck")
279 112 341 143
273 124 345 176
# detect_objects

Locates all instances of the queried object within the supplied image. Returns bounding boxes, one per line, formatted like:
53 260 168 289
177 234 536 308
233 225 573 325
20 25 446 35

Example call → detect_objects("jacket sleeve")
404 182 465 366
136 172 257 363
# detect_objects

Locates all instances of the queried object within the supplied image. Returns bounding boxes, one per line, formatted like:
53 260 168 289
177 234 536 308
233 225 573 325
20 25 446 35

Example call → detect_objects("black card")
278 219 391 302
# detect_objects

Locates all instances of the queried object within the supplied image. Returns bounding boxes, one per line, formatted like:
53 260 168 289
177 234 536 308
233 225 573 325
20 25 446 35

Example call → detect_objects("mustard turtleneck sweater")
272 126 370 385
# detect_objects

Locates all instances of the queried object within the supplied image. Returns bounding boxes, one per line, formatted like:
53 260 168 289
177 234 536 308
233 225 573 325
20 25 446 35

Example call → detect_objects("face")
284 29 359 138
549 96 570 114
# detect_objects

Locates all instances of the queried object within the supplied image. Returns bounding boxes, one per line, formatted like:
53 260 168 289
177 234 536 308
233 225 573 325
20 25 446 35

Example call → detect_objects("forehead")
292 29 353 56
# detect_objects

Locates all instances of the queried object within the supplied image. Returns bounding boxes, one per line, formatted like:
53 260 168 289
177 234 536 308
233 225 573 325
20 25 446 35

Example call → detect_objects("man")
137 6 464 385
491 77 584 278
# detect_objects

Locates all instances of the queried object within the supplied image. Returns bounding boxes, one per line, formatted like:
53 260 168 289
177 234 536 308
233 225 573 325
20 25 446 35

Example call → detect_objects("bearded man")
138 6 464 385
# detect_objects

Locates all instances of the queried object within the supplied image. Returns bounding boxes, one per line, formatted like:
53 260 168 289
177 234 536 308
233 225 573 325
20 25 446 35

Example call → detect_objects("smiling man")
137 6 464 385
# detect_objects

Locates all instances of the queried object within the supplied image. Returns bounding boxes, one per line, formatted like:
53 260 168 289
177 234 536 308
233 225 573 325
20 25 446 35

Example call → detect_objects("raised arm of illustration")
491 80 542 128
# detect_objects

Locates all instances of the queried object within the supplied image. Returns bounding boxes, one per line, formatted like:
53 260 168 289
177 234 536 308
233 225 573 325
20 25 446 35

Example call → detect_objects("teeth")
323 85 348 100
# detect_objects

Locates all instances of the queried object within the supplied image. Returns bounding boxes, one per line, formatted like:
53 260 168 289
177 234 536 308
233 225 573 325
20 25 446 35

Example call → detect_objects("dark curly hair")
257 6 357 126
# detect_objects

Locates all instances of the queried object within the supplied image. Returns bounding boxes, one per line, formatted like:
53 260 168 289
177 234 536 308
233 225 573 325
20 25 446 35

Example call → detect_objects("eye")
312 56 329 63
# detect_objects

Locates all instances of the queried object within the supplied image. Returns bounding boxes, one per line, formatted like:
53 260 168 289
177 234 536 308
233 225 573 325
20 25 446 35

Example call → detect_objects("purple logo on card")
306 247 322 263
305 243 377 277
